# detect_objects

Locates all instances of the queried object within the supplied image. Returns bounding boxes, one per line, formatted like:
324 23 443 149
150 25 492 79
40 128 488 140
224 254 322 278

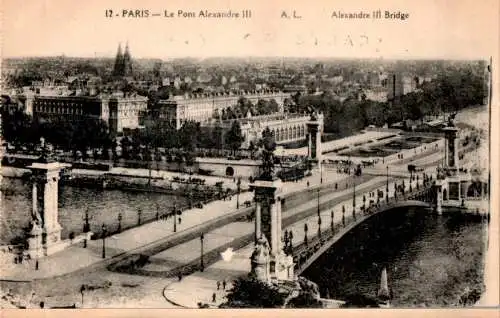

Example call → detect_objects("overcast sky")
2 0 498 60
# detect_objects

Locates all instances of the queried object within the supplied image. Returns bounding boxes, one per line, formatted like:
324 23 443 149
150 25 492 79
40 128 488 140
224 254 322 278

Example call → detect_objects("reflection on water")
1 178 187 244
303 207 487 307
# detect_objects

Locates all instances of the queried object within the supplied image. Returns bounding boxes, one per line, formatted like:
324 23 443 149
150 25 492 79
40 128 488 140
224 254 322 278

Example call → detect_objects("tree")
225 121 244 155
256 99 270 115
178 121 201 152
236 97 252 116
221 277 286 308
268 99 280 113
283 97 294 113
1 107 34 146
212 124 224 151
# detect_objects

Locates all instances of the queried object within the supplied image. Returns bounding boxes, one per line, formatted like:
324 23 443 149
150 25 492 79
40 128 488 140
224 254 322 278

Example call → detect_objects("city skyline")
2 0 498 60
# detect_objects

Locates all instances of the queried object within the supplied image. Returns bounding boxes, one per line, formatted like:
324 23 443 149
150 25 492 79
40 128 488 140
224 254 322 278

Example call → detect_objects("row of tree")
1 109 113 157
215 97 281 120
1 107 248 159
290 68 487 137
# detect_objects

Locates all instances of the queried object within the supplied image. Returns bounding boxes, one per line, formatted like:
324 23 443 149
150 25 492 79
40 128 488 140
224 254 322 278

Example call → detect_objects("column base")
43 223 63 256
26 222 43 259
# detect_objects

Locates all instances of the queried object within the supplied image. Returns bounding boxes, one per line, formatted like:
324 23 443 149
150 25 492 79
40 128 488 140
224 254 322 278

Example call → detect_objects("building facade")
202 113 323 148
386 73 419 101
22 93 147 135
151 90 291 129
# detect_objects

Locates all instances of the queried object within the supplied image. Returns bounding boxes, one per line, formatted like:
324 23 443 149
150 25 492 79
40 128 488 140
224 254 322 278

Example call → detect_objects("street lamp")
236 177 241 209
80 285 87 308
352 177 356 218
200 233 205 272
330 210 334 233
82 208 92 248
304 223 309 246
317 216 322 239
101 224 107 259
320 161 323 184
137 208 142 226
173 204 177 232
117 212 122 233
386 166 389 202
342 205 346 227
35 231 39 270
317 188 320 217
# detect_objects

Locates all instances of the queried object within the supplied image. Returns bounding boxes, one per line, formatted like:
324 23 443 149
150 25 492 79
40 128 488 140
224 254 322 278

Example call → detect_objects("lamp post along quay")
137 208 142 226
117 212 123 233
353 176 357 218
82 208 92 248
386 166 390 202
317 188 320 217
200 233 205 272
320 160 323 184
236 177 242 209
173 204 177 233
101 224 107 259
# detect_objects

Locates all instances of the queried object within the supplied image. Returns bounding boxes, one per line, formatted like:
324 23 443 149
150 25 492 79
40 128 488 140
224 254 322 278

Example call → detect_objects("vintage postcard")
0 0 498 316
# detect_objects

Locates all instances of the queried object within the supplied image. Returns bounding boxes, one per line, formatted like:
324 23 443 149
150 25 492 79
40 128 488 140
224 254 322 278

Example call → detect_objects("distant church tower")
112 42 133 77
122 42 133 76
113 43 124 77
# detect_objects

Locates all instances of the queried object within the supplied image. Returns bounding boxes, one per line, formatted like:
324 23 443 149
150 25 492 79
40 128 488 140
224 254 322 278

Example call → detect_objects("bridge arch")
294 200 432 276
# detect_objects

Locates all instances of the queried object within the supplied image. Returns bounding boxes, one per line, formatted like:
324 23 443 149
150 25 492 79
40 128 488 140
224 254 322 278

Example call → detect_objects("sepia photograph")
0 0 498 314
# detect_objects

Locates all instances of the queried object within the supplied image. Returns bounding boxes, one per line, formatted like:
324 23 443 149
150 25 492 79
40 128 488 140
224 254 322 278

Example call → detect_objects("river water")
1 178 186 244
302 207 488 307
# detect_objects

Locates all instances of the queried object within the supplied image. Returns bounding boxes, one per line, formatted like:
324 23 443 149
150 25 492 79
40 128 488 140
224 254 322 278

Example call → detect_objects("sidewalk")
163 245 254 308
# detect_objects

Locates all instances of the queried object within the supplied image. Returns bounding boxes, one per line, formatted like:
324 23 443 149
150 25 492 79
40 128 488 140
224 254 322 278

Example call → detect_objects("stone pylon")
27 161 66 256
443 126 460 173
251 178 294 281
306 114 323 163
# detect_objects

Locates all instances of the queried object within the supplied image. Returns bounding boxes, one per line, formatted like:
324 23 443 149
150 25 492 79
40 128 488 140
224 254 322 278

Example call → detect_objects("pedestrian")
222 279 226 290
217 281 220 290
212 292 216 303
307 181 309 187
178 273 182 281
178 217 182 225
